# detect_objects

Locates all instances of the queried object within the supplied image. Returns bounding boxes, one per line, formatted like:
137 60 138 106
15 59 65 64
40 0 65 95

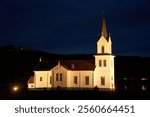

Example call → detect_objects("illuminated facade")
28 16 115 89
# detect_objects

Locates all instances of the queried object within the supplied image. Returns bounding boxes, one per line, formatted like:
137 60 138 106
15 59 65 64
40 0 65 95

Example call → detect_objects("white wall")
67 71 94 88
97 36 112 54
94 55 115 89
51 65 67 88
28 83 34 89
34 66 94 88
34 71 52 88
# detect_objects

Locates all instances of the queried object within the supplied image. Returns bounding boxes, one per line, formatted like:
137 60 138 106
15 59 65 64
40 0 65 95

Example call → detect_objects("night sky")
0 0 150 56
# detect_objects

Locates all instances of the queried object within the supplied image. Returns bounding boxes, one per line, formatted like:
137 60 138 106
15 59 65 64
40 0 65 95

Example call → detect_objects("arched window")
103 60 107 67
101 76 105 86
85 76 89 85
101 46 104 53
74 76 78 84
99 60 102 67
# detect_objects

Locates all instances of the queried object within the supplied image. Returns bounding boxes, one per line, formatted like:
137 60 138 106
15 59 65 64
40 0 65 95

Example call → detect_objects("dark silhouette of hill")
0 45 150 89
0 46 93 87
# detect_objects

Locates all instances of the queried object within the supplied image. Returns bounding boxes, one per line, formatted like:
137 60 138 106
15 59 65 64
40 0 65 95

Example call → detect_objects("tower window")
85 76 89 85
74 76 78 84
40 77 43 81
103 60 107 67
101 46 105 53
99 60 102 67
101 76 105 86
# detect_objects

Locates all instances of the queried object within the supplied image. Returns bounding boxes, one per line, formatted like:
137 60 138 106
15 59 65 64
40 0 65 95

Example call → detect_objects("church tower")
94 15 115 89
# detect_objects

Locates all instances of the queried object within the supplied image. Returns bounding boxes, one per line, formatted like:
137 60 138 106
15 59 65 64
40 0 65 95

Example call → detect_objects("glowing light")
110 86 115 90
141 85 146 91
123 78 127 80
13 86 19 92
141 78 147 81
124 85 127 90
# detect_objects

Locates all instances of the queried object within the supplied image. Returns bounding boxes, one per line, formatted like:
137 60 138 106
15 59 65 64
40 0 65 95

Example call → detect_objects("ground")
0 87 150 100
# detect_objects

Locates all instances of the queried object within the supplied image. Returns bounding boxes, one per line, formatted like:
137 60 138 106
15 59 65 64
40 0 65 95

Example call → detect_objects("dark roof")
60 60 95 70
34 61 57 71
34 60 95 71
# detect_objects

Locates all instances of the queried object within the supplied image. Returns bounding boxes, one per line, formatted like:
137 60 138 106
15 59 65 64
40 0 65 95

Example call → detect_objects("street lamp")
13 86 19 92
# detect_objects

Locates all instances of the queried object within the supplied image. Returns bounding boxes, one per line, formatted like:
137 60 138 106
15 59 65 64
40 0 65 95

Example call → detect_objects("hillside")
0 45 150 88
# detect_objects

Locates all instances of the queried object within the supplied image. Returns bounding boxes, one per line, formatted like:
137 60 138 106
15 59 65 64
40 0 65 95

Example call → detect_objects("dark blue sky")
0 0 150 56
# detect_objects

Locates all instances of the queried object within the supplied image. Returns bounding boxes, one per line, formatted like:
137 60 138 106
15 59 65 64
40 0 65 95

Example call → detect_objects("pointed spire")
101 14 108 39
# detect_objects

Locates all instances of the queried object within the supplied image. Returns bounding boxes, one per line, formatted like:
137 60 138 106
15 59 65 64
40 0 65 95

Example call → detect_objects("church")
27 16 115 90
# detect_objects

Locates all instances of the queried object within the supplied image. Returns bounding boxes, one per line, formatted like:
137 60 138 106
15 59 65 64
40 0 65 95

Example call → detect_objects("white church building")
28 16 115 90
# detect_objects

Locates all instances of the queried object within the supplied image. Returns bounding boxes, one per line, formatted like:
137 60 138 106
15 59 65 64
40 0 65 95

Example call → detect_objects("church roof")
28 76 34 83
34 61 57 71
34 60 95 71
61 60 95 70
